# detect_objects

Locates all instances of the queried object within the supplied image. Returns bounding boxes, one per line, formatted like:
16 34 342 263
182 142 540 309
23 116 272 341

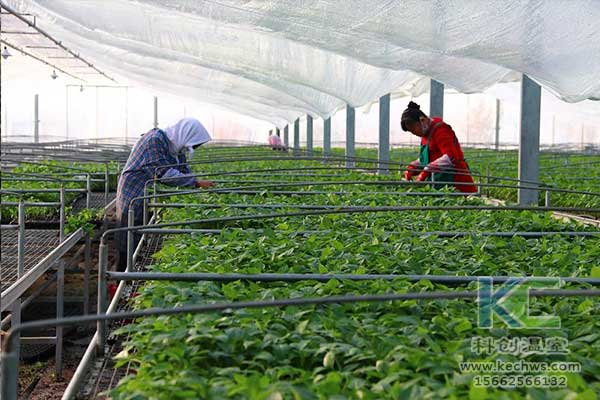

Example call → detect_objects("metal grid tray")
81 235 164 399
1 229 60 292
72 193 116 213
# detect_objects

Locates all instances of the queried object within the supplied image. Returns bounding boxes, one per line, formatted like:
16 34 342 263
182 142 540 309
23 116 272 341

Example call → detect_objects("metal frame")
2 144 599 399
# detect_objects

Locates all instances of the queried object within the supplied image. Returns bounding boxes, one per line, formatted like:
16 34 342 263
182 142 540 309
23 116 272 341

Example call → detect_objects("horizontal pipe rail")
133 228 600 238
107 272 600 285
4 288 600 353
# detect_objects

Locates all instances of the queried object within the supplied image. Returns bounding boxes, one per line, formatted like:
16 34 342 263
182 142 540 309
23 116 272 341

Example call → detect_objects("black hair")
401 101 427 131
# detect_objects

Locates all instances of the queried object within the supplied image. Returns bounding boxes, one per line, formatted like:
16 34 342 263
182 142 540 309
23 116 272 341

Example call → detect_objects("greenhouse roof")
3 0 600 126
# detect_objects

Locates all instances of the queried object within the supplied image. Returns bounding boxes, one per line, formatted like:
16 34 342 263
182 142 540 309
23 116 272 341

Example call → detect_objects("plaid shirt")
116 128 196 223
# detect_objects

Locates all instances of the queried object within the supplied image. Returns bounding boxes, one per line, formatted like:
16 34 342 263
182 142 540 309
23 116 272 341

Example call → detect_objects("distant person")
400 101 477 193
115 118 214 271
268 132 286 151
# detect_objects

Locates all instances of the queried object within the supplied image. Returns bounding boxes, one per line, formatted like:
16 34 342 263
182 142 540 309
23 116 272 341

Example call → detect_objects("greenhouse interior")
1 1 599 399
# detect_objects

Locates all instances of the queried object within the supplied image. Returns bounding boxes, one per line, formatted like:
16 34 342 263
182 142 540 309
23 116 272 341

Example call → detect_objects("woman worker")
400 101 477 193
115 117 215 271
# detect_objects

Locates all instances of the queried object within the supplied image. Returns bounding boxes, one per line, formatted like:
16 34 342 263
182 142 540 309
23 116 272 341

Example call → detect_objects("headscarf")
164 118 211 157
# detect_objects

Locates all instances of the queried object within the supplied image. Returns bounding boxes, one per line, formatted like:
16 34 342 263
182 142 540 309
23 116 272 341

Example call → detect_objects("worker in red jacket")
400 101 477 193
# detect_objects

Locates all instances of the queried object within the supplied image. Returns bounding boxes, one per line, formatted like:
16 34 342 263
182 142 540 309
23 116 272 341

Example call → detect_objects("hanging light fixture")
51 70 58 79
1 46 12 60
80 84 84 92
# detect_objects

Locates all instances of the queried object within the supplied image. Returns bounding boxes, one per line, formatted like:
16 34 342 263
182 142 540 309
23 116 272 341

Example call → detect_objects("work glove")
416 171 430 182
195 180 215 188
404 160 421 181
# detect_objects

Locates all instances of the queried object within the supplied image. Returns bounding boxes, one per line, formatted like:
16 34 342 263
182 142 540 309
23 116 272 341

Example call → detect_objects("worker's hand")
415 171 430 182
404 161 420 181
195 180 215 189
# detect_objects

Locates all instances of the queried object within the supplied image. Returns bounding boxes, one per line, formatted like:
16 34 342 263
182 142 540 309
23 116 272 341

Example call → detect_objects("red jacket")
422 117 477 193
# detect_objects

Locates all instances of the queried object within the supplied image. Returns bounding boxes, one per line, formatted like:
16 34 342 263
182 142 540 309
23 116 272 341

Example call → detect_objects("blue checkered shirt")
116 128 196 224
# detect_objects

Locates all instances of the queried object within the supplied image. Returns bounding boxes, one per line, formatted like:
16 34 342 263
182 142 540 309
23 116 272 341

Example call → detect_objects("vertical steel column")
59 186 65 242
378 94 391 175
104 163 110 206
10 200 25 366
345 105 355 168
283 125 289 147
153 96 159 128
429 79 444 118
293 118 300 156
127 208 135 272
276 127 281 137
86 174 92 209
323 118 331 157
84 234 91 315
34 94 39 143
65 86 69 140
17 200 25 276
97 239 108 354
0 348 19 400
495 99 501 151
143 185 149 226
152 177 158 222
56 188 65 377
306 115 313 156
55 259 64 378
518 75 541 205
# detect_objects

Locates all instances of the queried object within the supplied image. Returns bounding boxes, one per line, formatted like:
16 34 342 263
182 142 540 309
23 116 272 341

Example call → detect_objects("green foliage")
109 150 600 399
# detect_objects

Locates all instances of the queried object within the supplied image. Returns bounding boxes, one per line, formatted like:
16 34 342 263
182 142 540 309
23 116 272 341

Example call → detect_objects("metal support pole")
96 240 108 354
153 96 158 128
34 93 40 143
429 79 444 118
86 174 92 209
486 164 491 197
346 105 355 168
104 163 110 206
143 185 149 226
283 125 289 147
55 260 64 378
83 234 92 316
324 117 331 157
18 200 25 275
65 86 69 140
276 127 281 137
0 350 19 400
293 118 300 156
495 98 500 151
545 190 551 207
306 115 313 156
10 200 25 368
59 186 66 242
518 75 541 205
378 94 391 175
152 177 158 222
127 208 135 272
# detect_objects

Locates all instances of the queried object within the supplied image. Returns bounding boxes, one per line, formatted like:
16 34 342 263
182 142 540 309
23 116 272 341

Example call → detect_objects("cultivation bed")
80 235 164 399
0 229 60 292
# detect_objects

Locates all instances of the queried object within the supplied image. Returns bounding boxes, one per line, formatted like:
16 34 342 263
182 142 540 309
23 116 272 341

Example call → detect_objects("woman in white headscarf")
114 118 214 271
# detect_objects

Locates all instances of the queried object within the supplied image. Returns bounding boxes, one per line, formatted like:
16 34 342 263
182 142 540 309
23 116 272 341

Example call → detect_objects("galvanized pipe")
96 240 108 355
59 186 66 242
104 204 600 241
127 208 134 272
134 228 599 238
107 271 600 285
84 234 91 315
55 260 64 378
86 174 92 209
